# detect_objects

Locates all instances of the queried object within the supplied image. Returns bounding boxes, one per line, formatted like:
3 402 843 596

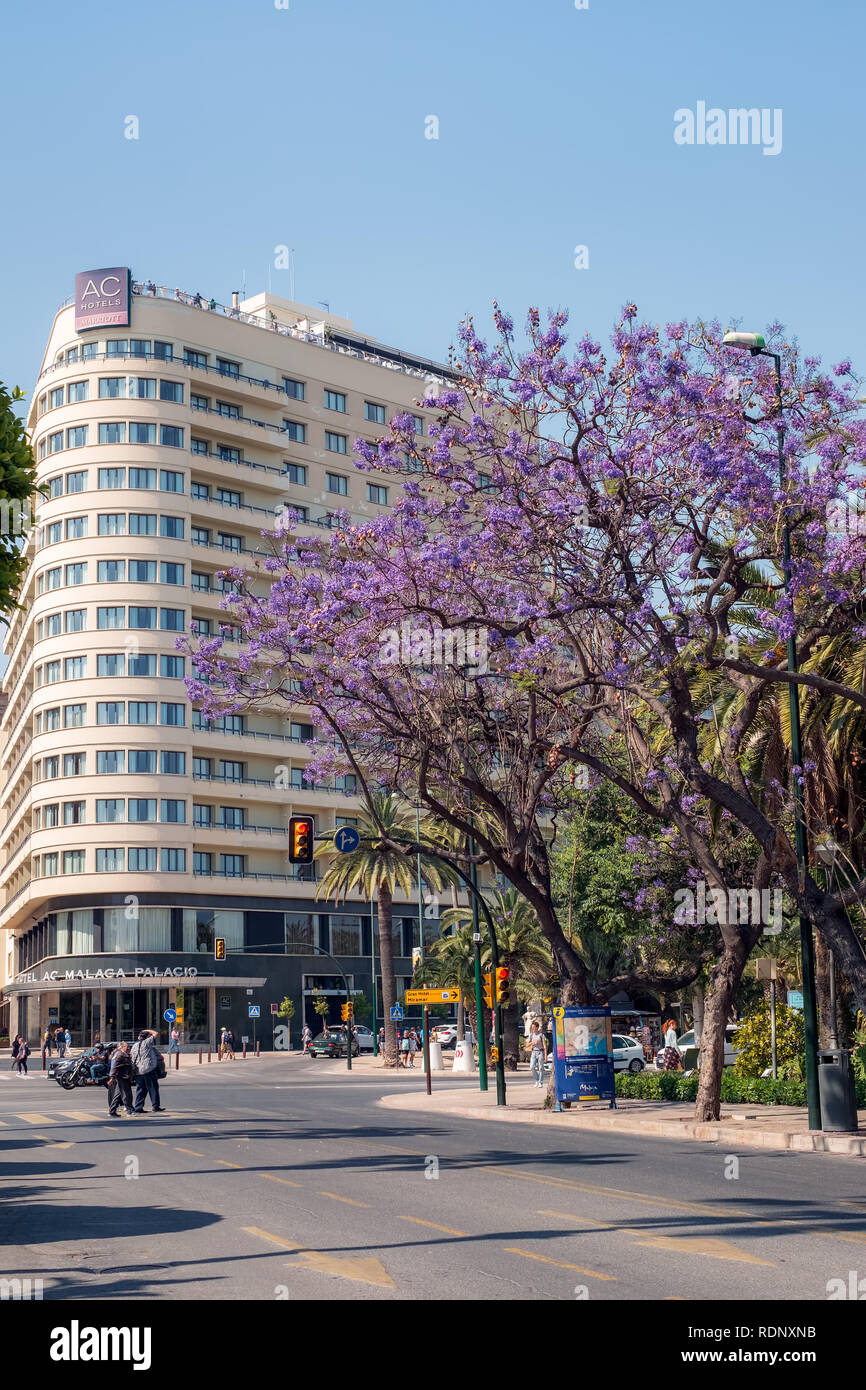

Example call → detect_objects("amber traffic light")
482 971 494 1010
214 938 226 961
341 1001 354 1022
495 967 511 1008
289 816 314 863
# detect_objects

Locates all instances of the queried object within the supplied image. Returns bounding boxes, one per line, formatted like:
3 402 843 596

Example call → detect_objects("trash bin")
817 1049 858 1133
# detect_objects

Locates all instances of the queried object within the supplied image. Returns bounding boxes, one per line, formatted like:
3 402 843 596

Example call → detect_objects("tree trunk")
694 943 747 1121
692 982 705 1046
502 967 520 1070
377 884 399 1067
815 930 834 1049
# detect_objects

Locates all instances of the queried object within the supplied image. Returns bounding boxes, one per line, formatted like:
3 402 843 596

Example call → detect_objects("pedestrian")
407 1028 418 1068
222 1028 235 1060
89 1043 109 1083
41 1028 53 1060
527 1019 547 1086
131 1028 165 1113
168 1025 180 1054
107 1041 135 1116
10 1035 21 1071
16 1037 30 1075
208 297 216 311
661 1018 681 1071
400 1030 410 1067
55 1026 65 1057
377 1026 385 1055
193 292 202 309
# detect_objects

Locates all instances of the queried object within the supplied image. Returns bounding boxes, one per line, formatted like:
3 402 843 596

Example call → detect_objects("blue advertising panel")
551 1006 616 1109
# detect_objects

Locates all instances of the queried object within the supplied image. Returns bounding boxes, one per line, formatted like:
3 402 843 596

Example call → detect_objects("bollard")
174 1049 179 1070
198 1048 202 1064
208 1044 211 1062
255 1041 260 1058
242 1041 247 1059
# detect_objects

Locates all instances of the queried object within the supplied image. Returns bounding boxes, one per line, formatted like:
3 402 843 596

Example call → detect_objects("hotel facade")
1 270 449 1048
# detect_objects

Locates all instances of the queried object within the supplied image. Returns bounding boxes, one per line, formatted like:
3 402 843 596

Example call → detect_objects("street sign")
163 1008 177 1023
404 988 461 1005
390 1004 403 1021
270 1003 279 1014
333 824 360 853
248 1004 261 1018
787 990 804 1010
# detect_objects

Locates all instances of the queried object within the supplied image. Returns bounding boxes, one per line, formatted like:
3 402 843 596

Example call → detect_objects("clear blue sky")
2 0 864 392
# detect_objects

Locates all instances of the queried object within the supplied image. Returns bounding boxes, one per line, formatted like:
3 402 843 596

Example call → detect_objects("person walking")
131 1028 165 1113
107 1041 135 1116
301 1023 312 1055
168 1025 180 1054
399 1030 410 1068
222 1027 235 1060
661 1018 681 1071
41 1028 53 1062
64 1027 72 1053
527 1019 547 1086
377 1026 385 1055
15 1037 30 1075
407 1027 419 1068
55 1026 66 1057
10 1035 21 1072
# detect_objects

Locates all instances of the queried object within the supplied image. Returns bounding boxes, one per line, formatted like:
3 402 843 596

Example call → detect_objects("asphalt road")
2 1057 865 1302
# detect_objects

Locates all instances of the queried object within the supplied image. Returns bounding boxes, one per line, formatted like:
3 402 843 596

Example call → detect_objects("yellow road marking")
505 1247 615 1280
31 1134 74 1149
320 1191 371 1207
242 1227 396 1288
147 1138 170 1146
18 1113 56 1125
540 1207 773 1266
174 1147 206 1157
59 1110 96 1122
397 1216 469 1236
217 1159 243 1169
243 1226 299 1251
260 1173 302 1187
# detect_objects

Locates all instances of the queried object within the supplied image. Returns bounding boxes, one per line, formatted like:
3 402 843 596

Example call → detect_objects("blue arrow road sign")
390 1004 403 1021
248 1004 261 1018
164 1008 177 1023
334 824 360 854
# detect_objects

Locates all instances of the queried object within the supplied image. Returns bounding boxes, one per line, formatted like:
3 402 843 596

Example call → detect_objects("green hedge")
615 1070 866 1107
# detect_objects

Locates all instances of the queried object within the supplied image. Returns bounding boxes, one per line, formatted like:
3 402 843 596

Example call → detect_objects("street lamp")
722 330 821 1128
816 839 840 1049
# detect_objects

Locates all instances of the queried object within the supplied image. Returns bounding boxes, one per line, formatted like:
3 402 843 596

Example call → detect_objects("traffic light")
482 971 494 1010
214 938 226 961
490 1045 499 1064
496 967 511 1008
340 1001 354 1022
289 815 314 863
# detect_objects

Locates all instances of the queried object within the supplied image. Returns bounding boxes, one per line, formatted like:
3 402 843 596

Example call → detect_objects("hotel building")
1 271 450 1047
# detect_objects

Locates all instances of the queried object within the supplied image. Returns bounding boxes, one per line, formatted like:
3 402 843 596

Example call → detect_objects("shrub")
733 1001 804 1079
614 1070 866 1107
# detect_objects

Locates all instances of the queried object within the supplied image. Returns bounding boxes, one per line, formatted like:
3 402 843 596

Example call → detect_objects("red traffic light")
289 816 314 863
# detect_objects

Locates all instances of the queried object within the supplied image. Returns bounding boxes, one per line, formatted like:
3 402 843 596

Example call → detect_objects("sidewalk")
378 1074 866 1159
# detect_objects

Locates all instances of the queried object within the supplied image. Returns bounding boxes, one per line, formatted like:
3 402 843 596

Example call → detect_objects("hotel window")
219 853 244 878
99 377 126 399
62 800 86 826
184 349 207 368
129 654 157 676
161 800 186 824
216 487 241 507
99 423 127 445
63 850 86 874
98 559 126 582
160 702 185 726
48 432 63 453
42 803 60 827
160 427 183 450
217 532 242 552
65 609 86 633
43 756 60 779
65 562 87 585
63 752 86 776
217 445 240 464
42 853 59 876
128 607 156 627
160 469 184 491
325 432 347 454
129 702 156 725
129 749 157 774
160 515 184 538
64 656 86 679
286 504 308 523
41 659 61 683
98 513 126 537
291 721 314 741
324 390 347 413
282 420 306 443
45 568 62 591
98 653 125 677
282 377 305 400
66 516 88 539
128 798 156 822
220 806 244 830
216 357 240 378
96 848 125 872
67 381 89 403
130 423 156 445
289 768 306 790
193 804 212 827
129 513 157 536
161 750 186 774
160 562 184 585
219 759 244 781
191 439 209 457
97 606 126 630
63 703 86 728
283 462 307 485
97 701 125 726
326 473 347 495
191 393 208 412
193 852 213 875
334 773 357 793
46 522 62 545
106 339 128 357
160 608 184 631
129 339 150 358
222 714 244 735
367 483 388 505
190 617 211 636
96 749 125 774
129 467 156 489
412 415 424 434
67 426 88 448
128 377 156 399
191 526 209 546
44 707 61 731
161 848 187 872
216 400 239 419
66 470 87 493
193 757 212 779
98 467 126 488
160 655 184 679
191 571 210 592
129 847 158 871
39 438 47 460
330 914 363 956
97 799 125 823
364 401 386 424
129 559 156 582
153 340 173 361
66 347 80 363
49 387 64 409
48 476 64 499
38 393 48 415
335 816 359 828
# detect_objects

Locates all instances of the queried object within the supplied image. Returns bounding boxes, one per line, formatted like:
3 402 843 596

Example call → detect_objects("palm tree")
316 792 455 1067
418 925 478 1041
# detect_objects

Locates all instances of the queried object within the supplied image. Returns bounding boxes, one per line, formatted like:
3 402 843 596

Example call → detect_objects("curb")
377 1092 866 1158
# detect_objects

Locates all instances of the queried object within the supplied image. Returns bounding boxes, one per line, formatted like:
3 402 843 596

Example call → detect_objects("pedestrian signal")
289 816 314 863
214 938 226 961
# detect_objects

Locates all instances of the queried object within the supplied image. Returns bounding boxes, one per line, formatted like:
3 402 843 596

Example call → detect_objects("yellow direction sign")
404 988 461 1005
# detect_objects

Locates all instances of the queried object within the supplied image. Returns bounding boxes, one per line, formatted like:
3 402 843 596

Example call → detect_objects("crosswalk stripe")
17 1114 56 1125
59 1111 97 1122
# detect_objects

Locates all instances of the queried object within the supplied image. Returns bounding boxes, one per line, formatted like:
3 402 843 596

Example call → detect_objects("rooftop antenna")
319 300 330 314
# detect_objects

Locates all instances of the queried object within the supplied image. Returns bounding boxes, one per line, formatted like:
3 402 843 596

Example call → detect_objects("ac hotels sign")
74 266 130 331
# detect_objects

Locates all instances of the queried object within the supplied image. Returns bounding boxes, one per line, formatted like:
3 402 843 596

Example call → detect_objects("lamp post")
722 331 820 1128
816 839 839 1049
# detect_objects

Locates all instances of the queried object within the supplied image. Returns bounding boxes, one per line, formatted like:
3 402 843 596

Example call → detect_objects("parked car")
308 1028 360 1059
655 1025 741 1069
354 1026 375 1053
433 1024 458 1049
611 1034 645 1073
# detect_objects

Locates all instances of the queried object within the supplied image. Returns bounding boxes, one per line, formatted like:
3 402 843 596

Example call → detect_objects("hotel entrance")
105 988 171 1043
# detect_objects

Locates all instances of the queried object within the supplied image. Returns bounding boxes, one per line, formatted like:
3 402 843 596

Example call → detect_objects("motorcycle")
56 1052 112 1089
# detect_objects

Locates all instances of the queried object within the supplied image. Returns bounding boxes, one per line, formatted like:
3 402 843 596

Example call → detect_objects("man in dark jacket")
130 1029 165 1113
107 1041 135 1116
